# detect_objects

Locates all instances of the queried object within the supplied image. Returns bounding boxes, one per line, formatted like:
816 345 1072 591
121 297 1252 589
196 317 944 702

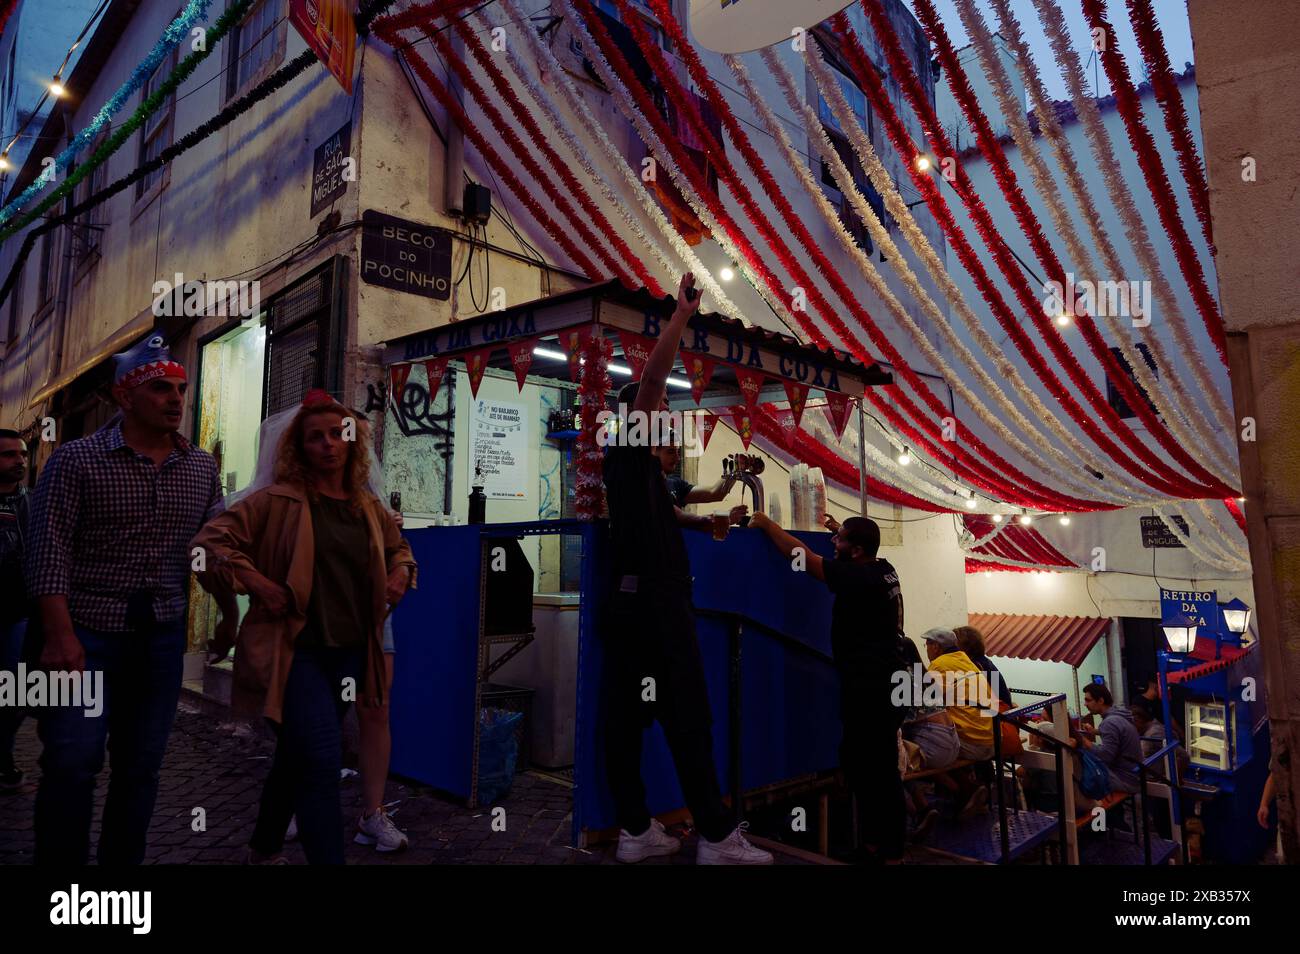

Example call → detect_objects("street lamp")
1220 598 1251 638
1161 612 1199 654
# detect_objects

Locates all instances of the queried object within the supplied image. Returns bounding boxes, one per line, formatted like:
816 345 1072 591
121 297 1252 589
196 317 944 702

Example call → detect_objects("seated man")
1078 683 1143 796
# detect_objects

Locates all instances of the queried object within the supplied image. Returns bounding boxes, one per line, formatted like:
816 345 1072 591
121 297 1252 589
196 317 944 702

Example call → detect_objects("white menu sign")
471 398 528 499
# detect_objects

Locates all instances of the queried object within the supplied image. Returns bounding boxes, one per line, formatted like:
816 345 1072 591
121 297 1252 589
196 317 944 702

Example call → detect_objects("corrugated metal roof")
968 613 1110 669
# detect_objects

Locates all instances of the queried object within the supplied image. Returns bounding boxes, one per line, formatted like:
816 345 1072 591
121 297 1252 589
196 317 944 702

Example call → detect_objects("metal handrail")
1137 738 1184 865
994 694 1069 863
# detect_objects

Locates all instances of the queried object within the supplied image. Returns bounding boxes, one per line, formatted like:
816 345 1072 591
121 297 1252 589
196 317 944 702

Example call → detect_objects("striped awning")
968 613 1111 669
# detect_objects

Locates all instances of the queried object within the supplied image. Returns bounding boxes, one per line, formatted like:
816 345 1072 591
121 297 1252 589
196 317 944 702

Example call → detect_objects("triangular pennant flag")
823 391 851 441
782 379 809 429
561 326 593 382
465 348 492 399
734 366 767 409
680 349 717 404
506 339 534 392
617 331 654 378
697 411 717 452
424 356 450 403
771 406 798 452
389 364 412 408
729 404 755 449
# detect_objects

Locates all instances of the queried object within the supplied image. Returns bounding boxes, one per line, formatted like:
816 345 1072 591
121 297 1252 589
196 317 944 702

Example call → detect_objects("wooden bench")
1075 791 1132 828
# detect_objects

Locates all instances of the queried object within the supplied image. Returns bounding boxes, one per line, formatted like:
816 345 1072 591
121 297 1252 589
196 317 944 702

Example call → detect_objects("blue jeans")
250 646 363 864
34 621 186 865
0 618 28 771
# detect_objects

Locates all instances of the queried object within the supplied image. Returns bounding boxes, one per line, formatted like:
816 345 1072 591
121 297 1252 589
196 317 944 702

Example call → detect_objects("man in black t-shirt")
750 509 908 863
601 273 770 865
651 437 737 509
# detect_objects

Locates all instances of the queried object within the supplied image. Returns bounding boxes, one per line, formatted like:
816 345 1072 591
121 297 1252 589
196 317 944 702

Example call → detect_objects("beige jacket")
191 482 417 722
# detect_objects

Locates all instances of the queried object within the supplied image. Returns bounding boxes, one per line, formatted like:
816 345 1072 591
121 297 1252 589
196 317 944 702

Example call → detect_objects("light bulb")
897 447 911 466
964 496 977 509
719 262 736 282
915 155 932 171
1056 312 1071 327
1058 514 1071 526
992 514 1004 523
0 154 9 171
1019 513 1033 526
49 78 65 98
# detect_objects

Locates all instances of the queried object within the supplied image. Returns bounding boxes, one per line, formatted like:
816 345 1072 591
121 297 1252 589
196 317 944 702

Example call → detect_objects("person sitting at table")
953 624 1012 709
922 628 995 817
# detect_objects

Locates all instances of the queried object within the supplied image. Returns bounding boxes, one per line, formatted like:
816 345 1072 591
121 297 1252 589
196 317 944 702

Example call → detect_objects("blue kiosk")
378 282 893 845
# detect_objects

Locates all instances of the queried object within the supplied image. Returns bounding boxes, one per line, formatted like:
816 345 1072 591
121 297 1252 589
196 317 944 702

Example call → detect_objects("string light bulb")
1018 511 1033 526
0 153 9 172
915 155 932 172
1056 312 1071 327
992 514 1004 523
897 446 911 466
1058 514 1071 526
719 261 736 282
49 77 66 98
964 495 977 510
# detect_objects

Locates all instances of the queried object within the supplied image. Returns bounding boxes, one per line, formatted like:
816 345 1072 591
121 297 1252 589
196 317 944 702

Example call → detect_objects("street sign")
360 210 452 300
310 121 351 217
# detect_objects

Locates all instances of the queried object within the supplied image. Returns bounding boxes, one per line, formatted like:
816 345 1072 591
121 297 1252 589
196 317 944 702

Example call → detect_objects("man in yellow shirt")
922 628 995 761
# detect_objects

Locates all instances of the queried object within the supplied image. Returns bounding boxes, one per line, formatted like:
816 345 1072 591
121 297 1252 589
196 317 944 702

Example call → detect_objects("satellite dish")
688 0 857 54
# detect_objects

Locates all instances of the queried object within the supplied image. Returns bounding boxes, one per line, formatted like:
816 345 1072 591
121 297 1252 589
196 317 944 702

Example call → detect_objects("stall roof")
1166 639 1254 685
381 280 892 402
969 613 1110 669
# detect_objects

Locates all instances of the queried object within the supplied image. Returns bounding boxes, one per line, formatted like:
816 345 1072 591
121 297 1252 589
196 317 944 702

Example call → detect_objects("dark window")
227 0 284 101
1106 344 1158 420
5 260 23 345
36 230 58 311
74 130 110 263
137 47 176 199
263 259 345 416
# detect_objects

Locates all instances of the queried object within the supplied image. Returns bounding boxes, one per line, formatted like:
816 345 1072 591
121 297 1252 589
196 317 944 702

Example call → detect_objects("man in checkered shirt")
25 335 235 865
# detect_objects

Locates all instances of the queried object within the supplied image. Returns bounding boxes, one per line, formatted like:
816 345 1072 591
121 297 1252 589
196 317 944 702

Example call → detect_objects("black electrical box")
463 183 492 225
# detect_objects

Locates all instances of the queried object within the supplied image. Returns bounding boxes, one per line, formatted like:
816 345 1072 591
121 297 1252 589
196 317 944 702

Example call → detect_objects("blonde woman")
193 390 416 864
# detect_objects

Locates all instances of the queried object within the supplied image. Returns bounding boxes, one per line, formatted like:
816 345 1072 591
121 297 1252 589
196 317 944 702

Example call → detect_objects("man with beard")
749 510 907 863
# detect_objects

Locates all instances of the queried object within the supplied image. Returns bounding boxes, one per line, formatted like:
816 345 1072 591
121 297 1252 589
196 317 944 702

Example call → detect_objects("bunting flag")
823 392 851 441
389 363 413 409
424 356 450 403
770 405 798 452
465 348 492 398
697 410 717 452
561 325 594 381
617 330 654 378
506 338 535 391
783 378 809 429
680 349 717 404
734 366 767 409
730 404 755 449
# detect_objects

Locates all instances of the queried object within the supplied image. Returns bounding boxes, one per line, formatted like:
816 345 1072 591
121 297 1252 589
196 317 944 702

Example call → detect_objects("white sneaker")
355 808 409 852
696 823 774 865
285 815 298 842
615 818 681 863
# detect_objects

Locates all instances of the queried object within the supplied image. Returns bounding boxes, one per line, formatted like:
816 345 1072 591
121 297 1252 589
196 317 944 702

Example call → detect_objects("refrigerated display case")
1185 699 1237 772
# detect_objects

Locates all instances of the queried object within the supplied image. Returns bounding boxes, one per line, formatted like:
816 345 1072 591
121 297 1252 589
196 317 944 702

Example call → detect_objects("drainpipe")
1106 618 1123 705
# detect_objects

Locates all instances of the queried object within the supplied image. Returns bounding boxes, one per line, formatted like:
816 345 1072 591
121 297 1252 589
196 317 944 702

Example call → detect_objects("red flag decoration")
617 331 654 378
783 379 809 429
823 391 852 441
729 405 755 449
561 326 594 382
734 366 767 409
680 349 717 404
389 364 412 408
424 356 450 403
770 406 798 452
465 348 492 399
506 339 534 391
696 411 717 452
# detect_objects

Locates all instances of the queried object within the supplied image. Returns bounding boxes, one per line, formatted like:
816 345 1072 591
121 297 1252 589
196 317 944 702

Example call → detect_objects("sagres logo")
151 273 261 319
0 665 103 718
50 884 151 934
1043 273 1152 327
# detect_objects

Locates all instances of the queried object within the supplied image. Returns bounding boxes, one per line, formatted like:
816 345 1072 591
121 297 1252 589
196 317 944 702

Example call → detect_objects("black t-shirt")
821 557 904 688
0 488 28 622
665 474 693 509
603 444 690 586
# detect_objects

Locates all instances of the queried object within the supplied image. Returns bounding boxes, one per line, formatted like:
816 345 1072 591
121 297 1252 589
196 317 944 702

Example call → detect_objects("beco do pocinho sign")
360 210 452 301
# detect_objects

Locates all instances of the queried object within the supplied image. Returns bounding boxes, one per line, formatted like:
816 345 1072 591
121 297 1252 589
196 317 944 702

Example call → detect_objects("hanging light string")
0 0 217 225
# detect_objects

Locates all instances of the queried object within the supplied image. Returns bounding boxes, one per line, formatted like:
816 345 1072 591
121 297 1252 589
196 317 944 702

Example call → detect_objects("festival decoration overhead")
423 356 451 403
506 339 534 391
465 348 491 398
574 334 612 520
687 0 856 54
389 363 412 409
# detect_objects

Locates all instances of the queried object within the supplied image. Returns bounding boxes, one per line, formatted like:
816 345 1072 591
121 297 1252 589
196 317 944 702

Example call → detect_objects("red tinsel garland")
1079 0 1228 364
911 0 1231 498
627 0 1094 511
1126 0 1213 251
373 21 609 282
420 21 632 288
1223 496 1247 535
0 0 18 44
966 559 1039 574
844 2 1223 500
574 333 612 520
371 0 485 35
446 16 664 296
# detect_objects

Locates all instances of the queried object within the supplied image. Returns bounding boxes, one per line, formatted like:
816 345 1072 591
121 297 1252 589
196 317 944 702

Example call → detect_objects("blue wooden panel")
389 525 482 799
